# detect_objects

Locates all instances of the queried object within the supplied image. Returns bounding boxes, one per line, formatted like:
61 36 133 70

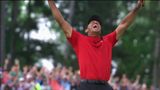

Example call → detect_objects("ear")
85 28 89 33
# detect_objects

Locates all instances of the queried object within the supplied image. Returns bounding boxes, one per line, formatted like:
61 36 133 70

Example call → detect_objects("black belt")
80 79 109 85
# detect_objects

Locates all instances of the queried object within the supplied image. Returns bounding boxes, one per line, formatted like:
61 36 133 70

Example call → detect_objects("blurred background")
0 0 160 90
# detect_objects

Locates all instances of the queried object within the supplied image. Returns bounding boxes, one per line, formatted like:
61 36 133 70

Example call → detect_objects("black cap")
87 15 102 26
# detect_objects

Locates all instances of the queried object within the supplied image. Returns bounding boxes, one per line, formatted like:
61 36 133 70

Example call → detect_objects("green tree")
2 1 159 87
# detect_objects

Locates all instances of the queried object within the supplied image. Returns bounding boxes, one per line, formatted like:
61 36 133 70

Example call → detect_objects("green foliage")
3 0 159 86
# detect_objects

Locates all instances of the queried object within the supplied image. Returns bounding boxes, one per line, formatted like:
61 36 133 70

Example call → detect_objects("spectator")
1 58 154 90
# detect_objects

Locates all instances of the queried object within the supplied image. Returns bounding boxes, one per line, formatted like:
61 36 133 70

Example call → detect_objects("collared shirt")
67 28 117 81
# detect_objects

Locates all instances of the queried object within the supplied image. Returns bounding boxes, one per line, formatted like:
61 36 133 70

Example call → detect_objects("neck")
87 32 101 37
88 34 101 37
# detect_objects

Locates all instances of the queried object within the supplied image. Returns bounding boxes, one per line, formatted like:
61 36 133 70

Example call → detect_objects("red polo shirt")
67 28 117 81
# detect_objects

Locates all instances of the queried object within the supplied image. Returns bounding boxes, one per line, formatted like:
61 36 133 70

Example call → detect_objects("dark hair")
87 15 102 26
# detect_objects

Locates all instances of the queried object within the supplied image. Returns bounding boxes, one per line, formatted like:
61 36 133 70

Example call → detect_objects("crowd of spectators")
0 59 155 90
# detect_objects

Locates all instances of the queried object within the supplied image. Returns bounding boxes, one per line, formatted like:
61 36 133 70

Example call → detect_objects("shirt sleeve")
67 28 81 50
104 31 118 47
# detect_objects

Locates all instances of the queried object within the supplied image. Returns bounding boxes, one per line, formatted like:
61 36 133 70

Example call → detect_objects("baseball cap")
87 15 102 26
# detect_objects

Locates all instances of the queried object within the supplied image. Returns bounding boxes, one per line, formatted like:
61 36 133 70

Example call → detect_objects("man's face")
85 20 101 36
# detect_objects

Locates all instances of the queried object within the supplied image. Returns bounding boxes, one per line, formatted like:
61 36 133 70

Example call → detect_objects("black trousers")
77 81 113 90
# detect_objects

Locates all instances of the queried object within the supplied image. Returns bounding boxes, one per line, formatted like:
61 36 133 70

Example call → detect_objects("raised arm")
115 0 144 40
48 0 72 38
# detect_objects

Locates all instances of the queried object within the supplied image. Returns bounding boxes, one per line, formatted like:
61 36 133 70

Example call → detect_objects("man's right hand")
137 0 144 8
48 0 72 38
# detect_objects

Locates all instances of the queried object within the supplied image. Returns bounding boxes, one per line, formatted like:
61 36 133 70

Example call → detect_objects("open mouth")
93 25 98 29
